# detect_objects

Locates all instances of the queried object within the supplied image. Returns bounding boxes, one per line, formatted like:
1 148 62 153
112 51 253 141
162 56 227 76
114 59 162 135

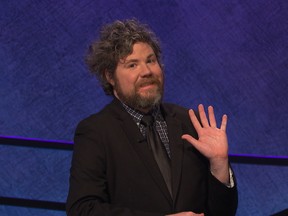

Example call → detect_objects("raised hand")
182 104 229 184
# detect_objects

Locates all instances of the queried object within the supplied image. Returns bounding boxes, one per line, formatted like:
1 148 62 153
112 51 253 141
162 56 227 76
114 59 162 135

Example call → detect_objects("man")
66 19 238 216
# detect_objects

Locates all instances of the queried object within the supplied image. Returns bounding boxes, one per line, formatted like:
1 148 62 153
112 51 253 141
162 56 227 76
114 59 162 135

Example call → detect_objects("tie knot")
141 115 154 127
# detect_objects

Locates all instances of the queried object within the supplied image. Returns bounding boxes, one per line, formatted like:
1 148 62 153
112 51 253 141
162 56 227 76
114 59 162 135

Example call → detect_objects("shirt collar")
121 102 164 125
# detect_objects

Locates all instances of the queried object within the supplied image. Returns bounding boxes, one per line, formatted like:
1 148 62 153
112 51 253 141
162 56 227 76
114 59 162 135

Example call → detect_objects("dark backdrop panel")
0 205 64 216
0 142 287 215
1 0 287 156
1 0 288 215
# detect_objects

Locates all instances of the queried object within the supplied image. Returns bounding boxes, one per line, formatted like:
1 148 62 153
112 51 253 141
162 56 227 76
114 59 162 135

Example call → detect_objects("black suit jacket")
66 99 237 216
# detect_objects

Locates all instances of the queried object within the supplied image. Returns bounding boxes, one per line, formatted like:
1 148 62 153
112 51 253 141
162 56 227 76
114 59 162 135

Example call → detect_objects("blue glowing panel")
232 163 288 215
0 144 71 202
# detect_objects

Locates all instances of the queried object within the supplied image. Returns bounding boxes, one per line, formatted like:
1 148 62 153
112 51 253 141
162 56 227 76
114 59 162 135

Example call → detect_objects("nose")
139 63 152 77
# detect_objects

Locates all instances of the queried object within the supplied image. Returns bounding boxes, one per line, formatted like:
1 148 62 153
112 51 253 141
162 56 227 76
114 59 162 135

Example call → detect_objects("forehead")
122 42 155 61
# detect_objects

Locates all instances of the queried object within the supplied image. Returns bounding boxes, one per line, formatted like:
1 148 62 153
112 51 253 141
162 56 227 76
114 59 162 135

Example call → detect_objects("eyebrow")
124 53 156 64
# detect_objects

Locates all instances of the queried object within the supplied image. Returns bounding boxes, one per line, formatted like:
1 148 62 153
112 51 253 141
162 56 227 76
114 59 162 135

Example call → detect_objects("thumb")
181 134 199 147
182 134 209 158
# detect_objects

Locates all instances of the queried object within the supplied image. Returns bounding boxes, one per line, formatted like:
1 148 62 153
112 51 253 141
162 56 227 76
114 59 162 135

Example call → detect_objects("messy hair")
85 19 162 95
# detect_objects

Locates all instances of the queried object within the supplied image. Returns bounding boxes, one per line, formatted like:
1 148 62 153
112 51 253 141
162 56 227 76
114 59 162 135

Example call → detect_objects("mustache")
136 77 161 88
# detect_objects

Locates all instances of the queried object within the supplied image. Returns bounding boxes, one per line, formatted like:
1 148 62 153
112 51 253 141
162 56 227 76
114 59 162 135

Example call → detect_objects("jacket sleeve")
170 104 238 216
66 119 163 216
206 167 238 216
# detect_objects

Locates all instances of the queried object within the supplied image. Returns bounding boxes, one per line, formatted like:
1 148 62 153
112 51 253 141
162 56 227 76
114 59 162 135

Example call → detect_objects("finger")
188 109 202 131
182 134 208 157
208 106 217 128
198 104 209 127
220 114 228 131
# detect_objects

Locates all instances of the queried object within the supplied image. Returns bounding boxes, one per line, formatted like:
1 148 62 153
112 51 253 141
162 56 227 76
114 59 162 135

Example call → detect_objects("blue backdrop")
1 0 288 215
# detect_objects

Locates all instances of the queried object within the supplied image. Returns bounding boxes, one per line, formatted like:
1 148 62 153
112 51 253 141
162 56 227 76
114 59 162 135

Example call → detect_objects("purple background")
1 0 288 215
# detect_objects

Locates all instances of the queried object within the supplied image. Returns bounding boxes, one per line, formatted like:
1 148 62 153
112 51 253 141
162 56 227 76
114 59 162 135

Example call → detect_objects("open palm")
182 104 228 160
182 104 230 183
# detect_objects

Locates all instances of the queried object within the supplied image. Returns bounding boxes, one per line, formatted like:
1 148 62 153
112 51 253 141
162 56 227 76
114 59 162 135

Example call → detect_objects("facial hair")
114 76 164 111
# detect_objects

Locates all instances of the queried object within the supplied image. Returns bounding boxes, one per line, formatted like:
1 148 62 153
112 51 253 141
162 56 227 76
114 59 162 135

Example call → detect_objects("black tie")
141 115 172 197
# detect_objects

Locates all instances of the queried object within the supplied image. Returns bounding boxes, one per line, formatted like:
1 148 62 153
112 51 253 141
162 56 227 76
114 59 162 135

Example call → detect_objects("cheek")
156 68 164 81
126 74 138 86
120 75 138 92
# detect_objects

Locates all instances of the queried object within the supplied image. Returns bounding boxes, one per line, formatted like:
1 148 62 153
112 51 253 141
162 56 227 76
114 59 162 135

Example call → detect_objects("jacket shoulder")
75 100 123 131
162 103 190 121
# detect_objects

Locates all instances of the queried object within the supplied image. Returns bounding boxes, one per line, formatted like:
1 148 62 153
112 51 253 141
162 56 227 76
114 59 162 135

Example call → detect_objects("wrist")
210 158 229 184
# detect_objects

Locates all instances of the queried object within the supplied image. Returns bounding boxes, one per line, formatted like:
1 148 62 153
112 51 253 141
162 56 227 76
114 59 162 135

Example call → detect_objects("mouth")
139 84 155 91
139 79 157 87
136 77 162 94
138 82 157 90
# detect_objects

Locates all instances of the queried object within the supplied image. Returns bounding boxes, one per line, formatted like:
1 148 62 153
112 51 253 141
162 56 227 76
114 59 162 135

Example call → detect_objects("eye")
128 63 136 68
147 58 156 64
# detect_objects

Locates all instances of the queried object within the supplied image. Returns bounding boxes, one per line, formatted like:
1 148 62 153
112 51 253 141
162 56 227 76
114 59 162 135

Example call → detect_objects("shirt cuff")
210 167 235 188
225 167 235 188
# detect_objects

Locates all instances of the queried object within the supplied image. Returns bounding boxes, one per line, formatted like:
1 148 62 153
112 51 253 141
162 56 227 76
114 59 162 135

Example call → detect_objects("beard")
114 76 164 111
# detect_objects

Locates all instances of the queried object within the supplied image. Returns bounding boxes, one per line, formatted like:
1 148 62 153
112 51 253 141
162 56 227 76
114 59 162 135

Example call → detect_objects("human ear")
105 70 115 86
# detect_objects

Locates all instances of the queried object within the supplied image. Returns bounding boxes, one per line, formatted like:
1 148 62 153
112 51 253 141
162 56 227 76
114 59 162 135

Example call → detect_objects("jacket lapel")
162 105 185 203
110 99 173 204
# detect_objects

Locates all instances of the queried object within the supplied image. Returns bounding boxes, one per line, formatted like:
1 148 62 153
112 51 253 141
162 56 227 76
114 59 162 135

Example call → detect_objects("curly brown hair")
85 19 162 95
